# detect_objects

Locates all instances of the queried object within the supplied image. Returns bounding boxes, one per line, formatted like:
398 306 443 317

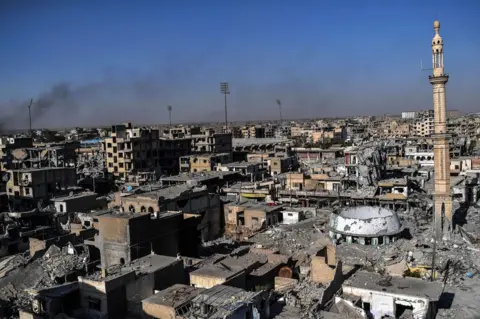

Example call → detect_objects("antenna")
420 59 433 72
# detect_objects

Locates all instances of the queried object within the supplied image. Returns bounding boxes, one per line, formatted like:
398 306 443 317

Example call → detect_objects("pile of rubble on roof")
0 244 89 316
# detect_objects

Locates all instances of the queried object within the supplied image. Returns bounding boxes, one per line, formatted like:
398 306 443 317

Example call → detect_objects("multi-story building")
1 140 78 172
103 123 192 182
5 167 77 210
168 126 201 138
401 111 417 119
0 137 33 171
179 152 232 173
190 130 232 153
275 125 292 138
265 125 276 138
412 110 435 137
311 126 347 144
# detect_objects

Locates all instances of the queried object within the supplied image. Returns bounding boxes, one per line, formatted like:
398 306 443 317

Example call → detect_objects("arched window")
120 258 125 265
148 207 154 213
140 206 146 212
129 205 135 212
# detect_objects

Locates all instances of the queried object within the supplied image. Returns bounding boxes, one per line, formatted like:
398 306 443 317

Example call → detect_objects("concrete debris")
0 244 89 316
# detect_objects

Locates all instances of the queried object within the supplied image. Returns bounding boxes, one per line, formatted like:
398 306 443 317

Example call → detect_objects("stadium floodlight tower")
167 105 173 128
220 82 230 133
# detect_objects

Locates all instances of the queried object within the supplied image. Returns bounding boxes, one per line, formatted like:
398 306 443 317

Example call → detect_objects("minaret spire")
432 21 444 77
429 20 452 239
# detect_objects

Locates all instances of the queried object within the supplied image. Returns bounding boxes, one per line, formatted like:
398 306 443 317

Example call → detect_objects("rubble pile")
0 244 89 315
284 280 326 318
249 221 326 256
39 244 89 280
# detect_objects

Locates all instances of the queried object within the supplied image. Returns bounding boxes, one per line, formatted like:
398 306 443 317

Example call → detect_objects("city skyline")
1 0 479 129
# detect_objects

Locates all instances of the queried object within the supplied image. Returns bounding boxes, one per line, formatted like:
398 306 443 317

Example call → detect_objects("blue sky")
0 0 479 128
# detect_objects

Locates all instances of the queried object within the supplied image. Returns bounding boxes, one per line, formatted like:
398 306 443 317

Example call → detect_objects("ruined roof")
344 271 444 301
142 284 204 309
191 284 260 311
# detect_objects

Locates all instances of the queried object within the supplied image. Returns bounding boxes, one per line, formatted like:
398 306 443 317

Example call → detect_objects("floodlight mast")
276 99 283 126
167 105 173 128
220 82 230 133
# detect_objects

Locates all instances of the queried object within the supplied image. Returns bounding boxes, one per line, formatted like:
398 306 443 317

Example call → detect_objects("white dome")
329 206 403 237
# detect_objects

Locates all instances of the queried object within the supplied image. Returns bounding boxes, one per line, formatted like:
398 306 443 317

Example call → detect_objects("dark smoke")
34 83 75 119
0 63 479 132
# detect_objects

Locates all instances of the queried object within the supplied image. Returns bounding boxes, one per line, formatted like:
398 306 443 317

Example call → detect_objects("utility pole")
220 82 230 133
167 105 173 128
28 99 33 137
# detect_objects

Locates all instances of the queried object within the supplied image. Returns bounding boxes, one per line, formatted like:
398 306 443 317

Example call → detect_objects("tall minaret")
429 20 452 238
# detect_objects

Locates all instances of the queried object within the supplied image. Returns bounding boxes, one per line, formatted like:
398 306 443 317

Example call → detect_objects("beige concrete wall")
97 217 129 243
244 209 267 229
274 277 298 293
121 196 158 213
311 256 336 285
142 302 176 319
190 274 226 289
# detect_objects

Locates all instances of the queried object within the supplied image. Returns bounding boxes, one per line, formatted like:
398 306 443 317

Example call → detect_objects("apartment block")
179 152 232 173
103 123 192 182
0 137 33 171
190 130 232 153
6 167 77 210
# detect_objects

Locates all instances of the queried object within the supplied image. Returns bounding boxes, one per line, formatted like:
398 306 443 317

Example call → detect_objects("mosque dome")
329 206 403 237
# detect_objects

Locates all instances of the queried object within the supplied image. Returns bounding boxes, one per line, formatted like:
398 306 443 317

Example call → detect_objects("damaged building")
329 206 404 246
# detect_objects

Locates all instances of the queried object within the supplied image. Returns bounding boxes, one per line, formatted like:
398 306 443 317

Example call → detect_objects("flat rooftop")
142 284 204 308
226 200 283 213
233 138 291 147
7 167 75 172
161 171 239 183
122 254 181 275
127 184 207 200
51 192 97 201
191 253 264 280
222 161 256 168
180 152 231 158
344 271 443 300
